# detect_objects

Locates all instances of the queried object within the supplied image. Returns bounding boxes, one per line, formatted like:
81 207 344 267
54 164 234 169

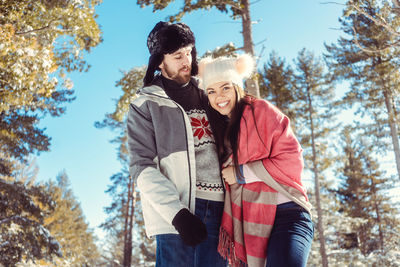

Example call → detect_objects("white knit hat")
198 54 255 91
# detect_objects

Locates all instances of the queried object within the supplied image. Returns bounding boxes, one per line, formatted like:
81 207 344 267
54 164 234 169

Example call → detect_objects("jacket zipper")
178 105 193 210
142 92 193 210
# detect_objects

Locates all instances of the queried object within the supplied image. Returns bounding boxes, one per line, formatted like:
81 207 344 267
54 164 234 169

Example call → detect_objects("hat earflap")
190 47 199 76
143 53 163 86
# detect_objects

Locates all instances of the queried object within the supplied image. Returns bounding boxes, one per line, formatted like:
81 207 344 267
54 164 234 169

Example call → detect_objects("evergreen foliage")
325 0 400 180
96 1 400 265
0 0 102 175
335 127 400 265
37 171 101 266
96 66 156 266
293 48 338 267
0 175 61 266
258 51 297 128
137 0 244 23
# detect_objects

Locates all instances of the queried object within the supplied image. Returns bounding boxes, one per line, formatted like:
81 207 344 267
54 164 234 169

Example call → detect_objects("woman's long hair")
225 87 253 180
208 84 253 180
208 83 264 180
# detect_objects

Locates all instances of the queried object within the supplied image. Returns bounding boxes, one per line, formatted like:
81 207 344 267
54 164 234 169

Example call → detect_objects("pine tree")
97 66 155 266
100 168 134 266
325 0 400 180
0 0 102 175
306 185 364 266
343 0 400 52
0 171 61 266
335 126 400 266
258 51 297 127
35 171 101 266
100 166 155 266
293 48 338 267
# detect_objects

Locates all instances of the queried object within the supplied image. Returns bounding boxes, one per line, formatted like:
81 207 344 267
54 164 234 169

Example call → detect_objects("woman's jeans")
266 201 314 267
156 198 227 267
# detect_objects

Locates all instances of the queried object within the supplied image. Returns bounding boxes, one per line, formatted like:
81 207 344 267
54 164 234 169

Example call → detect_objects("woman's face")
206 81 237 117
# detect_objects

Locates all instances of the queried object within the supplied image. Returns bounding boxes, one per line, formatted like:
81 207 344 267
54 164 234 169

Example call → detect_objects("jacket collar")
138 74 200 98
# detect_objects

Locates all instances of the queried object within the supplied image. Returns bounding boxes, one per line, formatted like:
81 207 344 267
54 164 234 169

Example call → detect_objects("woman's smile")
217 101 229 108
207 81 237 117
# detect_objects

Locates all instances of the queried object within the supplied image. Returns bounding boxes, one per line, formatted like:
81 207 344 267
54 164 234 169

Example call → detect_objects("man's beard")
163 64 191 84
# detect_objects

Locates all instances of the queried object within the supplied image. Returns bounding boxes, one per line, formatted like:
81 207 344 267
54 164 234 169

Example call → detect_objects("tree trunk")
122 197 129 266
240 0 260 97
123 176 133 267
370 177 384 250
127 176 135 266
307 89 329 267
383 90 400 181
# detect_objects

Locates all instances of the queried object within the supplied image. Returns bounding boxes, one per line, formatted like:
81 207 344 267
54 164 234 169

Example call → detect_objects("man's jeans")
266 201 314 267
156 198 227 267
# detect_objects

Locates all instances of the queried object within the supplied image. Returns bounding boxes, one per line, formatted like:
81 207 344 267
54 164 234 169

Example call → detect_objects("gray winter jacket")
127 77 212 237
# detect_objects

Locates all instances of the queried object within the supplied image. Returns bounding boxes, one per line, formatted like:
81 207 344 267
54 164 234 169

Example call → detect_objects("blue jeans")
266 201 314 267
156 198 227 267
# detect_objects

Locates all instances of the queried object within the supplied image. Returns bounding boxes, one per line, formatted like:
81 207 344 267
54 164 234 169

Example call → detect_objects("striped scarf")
217 182 278 267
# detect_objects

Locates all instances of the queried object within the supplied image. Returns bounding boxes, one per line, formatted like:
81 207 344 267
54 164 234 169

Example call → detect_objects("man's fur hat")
144 21 198 86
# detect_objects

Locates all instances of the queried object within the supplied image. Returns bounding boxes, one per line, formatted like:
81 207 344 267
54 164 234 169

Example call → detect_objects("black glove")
172 208 208 247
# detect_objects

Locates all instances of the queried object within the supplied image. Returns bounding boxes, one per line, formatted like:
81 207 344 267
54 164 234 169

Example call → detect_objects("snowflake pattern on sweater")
187 109 224 200
160 76 223 201
188 110 214 145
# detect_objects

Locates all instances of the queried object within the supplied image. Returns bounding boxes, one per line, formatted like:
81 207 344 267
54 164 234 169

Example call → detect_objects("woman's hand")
222 166 237 185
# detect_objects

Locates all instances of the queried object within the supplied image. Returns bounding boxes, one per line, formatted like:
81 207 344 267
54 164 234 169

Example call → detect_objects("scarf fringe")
218 227 247 267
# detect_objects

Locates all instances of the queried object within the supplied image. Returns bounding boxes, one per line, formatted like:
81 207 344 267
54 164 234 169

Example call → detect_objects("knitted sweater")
161 76 224 201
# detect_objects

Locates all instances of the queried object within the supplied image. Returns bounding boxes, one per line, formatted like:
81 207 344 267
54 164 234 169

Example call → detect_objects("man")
127 21 227 267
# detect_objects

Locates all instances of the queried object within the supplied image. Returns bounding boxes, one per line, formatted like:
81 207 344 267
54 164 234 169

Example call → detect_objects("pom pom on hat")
198 54 255 90
235 54 254 78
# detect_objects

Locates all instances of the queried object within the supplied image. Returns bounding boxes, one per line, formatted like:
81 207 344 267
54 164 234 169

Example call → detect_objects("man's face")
159 45 193 84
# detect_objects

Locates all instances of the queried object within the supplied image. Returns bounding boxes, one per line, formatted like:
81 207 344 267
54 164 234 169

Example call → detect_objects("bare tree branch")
256 44 266 65
254 38 267 47
319 1 345 6
220 0 242 10
15 19 60 35
228 45 244 52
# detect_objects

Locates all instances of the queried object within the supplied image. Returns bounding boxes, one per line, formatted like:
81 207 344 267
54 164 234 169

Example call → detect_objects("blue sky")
35 0 350 239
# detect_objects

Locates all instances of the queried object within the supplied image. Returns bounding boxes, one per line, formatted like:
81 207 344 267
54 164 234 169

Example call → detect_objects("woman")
198 54 314 267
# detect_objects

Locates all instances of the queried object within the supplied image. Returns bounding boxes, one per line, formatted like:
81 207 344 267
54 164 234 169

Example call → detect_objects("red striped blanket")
218 182 278 267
